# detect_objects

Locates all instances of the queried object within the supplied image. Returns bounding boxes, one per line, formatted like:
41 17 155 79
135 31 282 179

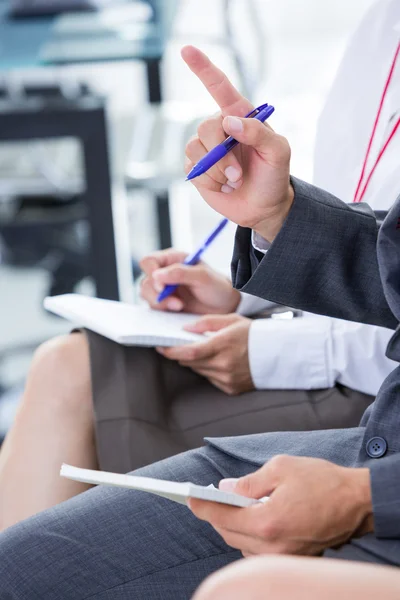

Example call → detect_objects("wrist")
350 468 374 535
253 183 294 243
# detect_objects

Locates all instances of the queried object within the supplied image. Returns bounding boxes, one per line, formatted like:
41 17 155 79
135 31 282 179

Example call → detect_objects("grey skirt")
84 329 374 474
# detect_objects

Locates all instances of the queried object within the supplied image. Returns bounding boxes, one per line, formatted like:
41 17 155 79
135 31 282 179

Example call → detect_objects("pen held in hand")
186 103 275 181
156 218 229 304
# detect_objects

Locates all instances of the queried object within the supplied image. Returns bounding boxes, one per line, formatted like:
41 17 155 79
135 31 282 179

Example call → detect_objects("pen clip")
245 103 269 118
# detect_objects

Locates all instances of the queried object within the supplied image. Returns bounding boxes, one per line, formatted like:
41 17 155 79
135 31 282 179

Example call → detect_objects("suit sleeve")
231 177 397 330
370 453 400 538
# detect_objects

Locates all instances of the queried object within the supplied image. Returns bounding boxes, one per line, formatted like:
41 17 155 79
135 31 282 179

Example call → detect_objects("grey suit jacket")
206 177 400 562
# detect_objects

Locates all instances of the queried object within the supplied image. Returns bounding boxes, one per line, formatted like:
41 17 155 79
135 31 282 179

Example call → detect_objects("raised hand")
182 46 294 242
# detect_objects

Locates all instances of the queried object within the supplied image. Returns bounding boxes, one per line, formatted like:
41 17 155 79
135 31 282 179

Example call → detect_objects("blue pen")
186 103 275 181
157 218 229 303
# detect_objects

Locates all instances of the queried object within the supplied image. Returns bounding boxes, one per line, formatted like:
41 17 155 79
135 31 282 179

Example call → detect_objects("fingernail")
167 298 183 311
225 116 243 134
226 179 242 190
219 478 239 492
221 184 234 194
224 166 241 182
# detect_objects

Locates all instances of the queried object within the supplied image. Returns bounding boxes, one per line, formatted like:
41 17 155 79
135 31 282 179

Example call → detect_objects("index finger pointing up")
181 45 254 117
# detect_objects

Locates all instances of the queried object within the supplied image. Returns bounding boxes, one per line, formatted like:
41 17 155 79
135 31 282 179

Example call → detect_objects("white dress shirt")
239 0 400 395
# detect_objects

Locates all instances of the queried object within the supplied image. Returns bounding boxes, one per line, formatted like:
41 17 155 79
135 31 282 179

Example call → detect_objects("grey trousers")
86 331 374 473
0 444 395 600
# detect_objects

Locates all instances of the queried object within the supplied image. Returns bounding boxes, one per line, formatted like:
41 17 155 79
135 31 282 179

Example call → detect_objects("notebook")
44 294 204 347
60 464 269 508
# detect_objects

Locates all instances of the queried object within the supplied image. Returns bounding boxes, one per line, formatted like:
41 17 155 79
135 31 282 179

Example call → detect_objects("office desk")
0 0 179 300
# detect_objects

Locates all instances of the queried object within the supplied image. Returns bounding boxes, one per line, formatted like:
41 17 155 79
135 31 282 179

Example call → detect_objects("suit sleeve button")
366 437 387 458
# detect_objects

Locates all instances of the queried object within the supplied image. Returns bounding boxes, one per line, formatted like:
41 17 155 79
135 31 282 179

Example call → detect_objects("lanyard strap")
353 41 400 203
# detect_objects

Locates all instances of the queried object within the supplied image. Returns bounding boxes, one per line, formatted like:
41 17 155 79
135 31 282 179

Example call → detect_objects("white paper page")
60 464 268 508
44 294 204 346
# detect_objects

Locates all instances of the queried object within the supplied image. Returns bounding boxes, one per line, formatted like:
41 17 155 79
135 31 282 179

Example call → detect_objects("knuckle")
139 278 153 299
220 357 232 371
197 114 222 139
226 372 235 385
185 347 197 361
260 518 282 541
197 119 212 138
186 134 198 147
184 157 193 174
140 275 149 289
248 118 266 139
275 135 291 162
224 386 236 397
208 73 225 93
139 257 148 271
236 476 253 497
193 263 207 274
185 135 200 157
160 248 175 259
268 454 290 473
139 257 155 275
164 265 179 279
139 276 146 293
199 318 211 329
196 268 211 285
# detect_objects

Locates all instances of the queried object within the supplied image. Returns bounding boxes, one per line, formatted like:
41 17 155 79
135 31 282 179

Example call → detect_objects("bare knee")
193 556 300 600
24 333 92 415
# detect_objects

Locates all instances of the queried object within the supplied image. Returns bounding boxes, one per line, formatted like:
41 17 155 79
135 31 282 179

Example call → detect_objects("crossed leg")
194 554 400 600
0 333 96 531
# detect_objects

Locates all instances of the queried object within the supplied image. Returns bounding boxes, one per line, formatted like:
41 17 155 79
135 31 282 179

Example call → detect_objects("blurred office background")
0 0 374 437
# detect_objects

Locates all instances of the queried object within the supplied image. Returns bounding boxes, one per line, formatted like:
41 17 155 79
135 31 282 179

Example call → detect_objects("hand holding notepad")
61 464 269 508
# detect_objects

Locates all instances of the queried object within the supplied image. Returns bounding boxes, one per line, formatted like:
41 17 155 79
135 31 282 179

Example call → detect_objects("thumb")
184 314 238 333
222 115 290 164
230 463 277 499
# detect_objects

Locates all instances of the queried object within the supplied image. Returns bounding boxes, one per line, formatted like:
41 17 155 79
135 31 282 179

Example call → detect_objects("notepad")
44 294 204 347
61 464 269 508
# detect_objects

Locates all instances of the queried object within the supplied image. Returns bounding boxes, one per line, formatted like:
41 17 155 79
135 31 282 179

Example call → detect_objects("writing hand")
140 248 240 314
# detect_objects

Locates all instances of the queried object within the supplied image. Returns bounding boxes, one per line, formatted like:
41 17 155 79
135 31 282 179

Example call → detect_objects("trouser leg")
0 446 395 599
0 445 248 600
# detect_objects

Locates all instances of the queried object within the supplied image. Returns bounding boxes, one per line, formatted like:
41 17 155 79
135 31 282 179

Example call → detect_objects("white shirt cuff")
236 292 273 317
236 231 273 316
251 230 271 254
248 315 333 390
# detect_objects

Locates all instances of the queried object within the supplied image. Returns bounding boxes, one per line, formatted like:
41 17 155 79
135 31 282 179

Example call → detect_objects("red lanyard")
353 41 400 203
